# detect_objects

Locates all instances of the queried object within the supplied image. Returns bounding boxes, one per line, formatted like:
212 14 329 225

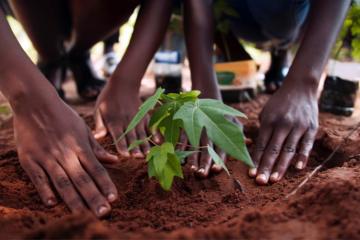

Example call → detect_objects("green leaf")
174 99 253 167
0 105 11 115
117 88 164 142
128 135 153 151
147 144 183 191
175 150 197 161
128 138 148 151
199 99 247 118
178 90 201 102
146 143 174 174
173 102 202 147
148 102 172 132
146 145 161 162
158 153 183 190
159 116 182 145
148 158 156 177
207 145 230 176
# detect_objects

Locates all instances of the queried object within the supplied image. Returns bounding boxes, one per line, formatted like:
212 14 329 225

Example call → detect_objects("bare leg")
66 0 139 100
10 0 71 97
10 0 139 100
68 0 139 55
265 48 289 94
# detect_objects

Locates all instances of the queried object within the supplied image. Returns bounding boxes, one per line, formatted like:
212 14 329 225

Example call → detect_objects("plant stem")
286 122 360 199
148 137 159 146
176 142 208 149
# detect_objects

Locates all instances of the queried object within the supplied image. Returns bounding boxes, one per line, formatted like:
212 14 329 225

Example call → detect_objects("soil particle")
0 94 359 239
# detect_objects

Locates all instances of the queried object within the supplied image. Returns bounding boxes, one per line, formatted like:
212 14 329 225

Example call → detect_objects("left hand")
249 83 319 185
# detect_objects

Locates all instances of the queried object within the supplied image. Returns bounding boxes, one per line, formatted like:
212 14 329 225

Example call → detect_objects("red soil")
0 95 359 239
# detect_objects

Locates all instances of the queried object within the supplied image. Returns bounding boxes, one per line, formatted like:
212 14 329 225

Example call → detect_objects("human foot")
264 49 289 94
37 58 66 99
68 52 106 100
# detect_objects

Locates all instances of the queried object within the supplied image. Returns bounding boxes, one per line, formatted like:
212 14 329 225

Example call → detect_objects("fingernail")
94 131 105 139
270 172 279 182
245 138 253 145
107 193 117 202
133 152 144 159
108 153 119 161
296 161 304 170
256 174 268 185
47 198 57 206
190 165 197 171
197 168 205 174
211 164 222 171
248 168 257 177
120 151 131 158
97 205 109 216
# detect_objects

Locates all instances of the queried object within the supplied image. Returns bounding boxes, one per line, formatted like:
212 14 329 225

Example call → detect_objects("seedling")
118 88 253 190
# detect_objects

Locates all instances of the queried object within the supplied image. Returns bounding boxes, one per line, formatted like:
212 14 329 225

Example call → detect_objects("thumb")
93 109 108 139
88 129 119 163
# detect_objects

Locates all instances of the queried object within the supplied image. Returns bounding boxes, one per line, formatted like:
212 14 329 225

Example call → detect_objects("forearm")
285 0 351 93
183 0 220 99
110 0 172 91
0 10 58 113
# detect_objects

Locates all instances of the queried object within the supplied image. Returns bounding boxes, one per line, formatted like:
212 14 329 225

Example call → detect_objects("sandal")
68 52 106 101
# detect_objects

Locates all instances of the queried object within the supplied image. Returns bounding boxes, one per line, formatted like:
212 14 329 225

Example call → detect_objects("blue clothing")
227 0 310 48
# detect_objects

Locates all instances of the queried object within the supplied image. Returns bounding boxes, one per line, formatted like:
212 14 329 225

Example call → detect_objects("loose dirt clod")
286 121 360 198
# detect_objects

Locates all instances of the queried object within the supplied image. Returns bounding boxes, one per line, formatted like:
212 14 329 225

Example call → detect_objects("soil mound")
0 95 358 239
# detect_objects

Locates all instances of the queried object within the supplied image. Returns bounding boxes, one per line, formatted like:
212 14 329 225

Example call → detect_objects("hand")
249 84 319 184
178 131 225 178
93 84 152 158
179 117 248 178
14 97 118 217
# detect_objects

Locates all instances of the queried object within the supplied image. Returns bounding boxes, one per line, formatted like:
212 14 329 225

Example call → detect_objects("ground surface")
0 95 359 239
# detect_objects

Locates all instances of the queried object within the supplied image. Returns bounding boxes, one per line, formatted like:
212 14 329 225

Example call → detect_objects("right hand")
93 84 154 158
14 96 119 217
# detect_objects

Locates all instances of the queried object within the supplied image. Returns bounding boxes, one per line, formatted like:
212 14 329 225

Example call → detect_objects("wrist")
282 71 320 97
108 73 141 94
192 76 222 100
5 72 61 115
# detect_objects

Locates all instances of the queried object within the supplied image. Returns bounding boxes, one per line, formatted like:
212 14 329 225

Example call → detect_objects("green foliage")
117 88 164 142
207 145 230 176
334 2 360 60
173 99 252 167
121 88 252 190
147 143 183 190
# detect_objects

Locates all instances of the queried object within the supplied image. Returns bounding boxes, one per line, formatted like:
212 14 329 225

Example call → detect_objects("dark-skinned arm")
0 10 119 217
94 0 173 157
180 0 244 178
251 0 351 185
183 0 220 99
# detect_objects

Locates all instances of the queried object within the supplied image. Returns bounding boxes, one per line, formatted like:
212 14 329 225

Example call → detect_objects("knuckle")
91 164 107 177
280 115 293 127
268 145 281 155
89 194 103 205
67 198 83 209
75 173 92 186
56 176 72 189
116 140 127 149
283 145 296 153
32 172 47 186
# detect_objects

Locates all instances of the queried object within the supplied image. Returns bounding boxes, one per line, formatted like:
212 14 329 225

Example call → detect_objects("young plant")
118 88 253 190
